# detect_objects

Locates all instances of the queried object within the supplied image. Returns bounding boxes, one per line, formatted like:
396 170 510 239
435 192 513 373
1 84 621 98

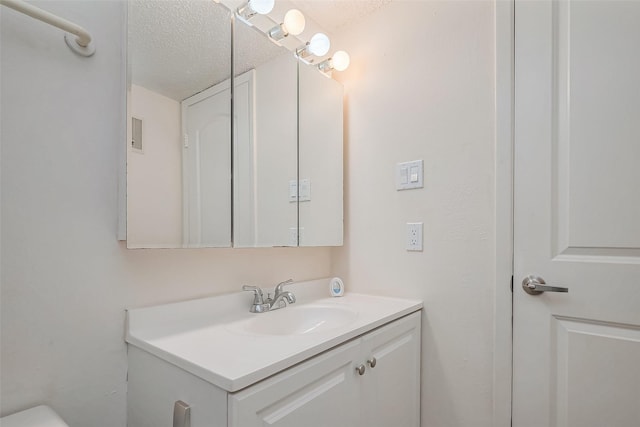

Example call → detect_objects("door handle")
522 275 568 295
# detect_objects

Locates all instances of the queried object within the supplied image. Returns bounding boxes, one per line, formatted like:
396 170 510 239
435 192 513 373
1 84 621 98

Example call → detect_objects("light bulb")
331 50 350 71
308 33 330 57
283 9 305 36
249 0 274 15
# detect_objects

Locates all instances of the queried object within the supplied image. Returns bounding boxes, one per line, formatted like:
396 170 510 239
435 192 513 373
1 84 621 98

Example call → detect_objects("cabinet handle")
173 401 190 427
355 364 366 375
367 357 377 368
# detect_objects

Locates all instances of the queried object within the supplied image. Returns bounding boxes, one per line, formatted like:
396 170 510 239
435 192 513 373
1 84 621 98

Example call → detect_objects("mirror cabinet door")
127 0 232 248
233 17 298 248
126 2 344 249
298 62 344 246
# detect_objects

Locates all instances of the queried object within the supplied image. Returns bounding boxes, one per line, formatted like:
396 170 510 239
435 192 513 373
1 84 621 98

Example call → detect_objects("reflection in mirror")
233 17 298 247
298 62 344 246
126 0 232 248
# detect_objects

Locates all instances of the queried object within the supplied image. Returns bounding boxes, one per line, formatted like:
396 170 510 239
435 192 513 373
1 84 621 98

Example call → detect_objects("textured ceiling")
129 0 392 101
234 19 290 77
291 0 392 34
129 0 232 101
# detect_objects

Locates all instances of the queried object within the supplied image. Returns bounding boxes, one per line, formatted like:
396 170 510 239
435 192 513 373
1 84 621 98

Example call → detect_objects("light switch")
299 179 311 202
289 180 298 202
410 166 419 183
289 179 311 202
400 168 409 185
396 160 424 190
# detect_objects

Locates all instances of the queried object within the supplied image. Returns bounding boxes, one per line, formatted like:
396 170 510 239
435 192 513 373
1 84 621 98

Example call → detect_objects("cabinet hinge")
510 275 514 293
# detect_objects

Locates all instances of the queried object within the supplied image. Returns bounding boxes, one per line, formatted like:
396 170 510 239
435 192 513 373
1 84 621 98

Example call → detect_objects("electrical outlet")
288 227 304 246
289 227 298 246
406 223 423 251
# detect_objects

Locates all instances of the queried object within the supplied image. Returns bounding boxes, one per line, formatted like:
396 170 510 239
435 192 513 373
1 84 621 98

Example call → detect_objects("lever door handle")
522 275 568 295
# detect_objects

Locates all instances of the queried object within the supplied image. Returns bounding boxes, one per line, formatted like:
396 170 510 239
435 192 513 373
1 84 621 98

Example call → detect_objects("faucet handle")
274 279 293 294
242 285 264 304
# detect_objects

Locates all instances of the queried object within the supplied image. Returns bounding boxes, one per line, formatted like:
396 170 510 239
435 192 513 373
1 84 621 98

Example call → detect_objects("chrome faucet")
242 285 270 313
268 279 296 310
242 279 296 313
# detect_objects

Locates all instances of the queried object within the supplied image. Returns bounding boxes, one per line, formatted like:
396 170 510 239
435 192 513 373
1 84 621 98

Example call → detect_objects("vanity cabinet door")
359 311 421 427
228 340 361 427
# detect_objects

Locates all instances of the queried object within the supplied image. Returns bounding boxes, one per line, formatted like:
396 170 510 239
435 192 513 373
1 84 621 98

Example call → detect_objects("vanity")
125 279 422 427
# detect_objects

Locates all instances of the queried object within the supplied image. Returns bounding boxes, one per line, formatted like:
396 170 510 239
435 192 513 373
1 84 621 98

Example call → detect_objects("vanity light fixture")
268 9 305 41
296 32 330 62
236 0 274 22
317 50 350 74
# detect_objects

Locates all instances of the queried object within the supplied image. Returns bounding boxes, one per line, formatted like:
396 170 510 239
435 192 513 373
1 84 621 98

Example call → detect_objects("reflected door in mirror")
182 82 232 247
126 0 232 248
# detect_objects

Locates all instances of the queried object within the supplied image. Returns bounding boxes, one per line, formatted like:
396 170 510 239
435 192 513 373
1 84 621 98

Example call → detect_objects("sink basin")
228 304 358 336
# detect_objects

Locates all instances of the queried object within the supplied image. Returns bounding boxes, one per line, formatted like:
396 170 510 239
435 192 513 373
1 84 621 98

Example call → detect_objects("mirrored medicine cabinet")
125 0 343 249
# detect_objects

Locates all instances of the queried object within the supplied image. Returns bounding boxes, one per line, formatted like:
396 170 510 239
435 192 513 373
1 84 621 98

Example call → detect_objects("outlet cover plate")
406 222 423 251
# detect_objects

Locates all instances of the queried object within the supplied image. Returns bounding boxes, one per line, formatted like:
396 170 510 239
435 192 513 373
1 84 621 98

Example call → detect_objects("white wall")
331 1 496 426
2 1 500 426
0 2 331 425
128 84 182 247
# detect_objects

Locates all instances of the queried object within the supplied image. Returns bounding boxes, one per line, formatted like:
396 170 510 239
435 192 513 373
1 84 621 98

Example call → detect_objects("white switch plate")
396 160 424 190
299 179 311 202
289 180 298 202
288 179 311 202
406 223 423 251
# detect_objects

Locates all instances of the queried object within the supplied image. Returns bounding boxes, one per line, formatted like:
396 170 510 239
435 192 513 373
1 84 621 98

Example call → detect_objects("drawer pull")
173 400 190 427
355 364 366 375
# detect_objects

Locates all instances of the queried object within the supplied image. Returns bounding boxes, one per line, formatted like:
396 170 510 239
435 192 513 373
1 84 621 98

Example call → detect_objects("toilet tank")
0 406 69 427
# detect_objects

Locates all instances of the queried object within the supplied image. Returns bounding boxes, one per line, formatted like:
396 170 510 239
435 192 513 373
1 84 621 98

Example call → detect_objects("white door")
513 1 640 426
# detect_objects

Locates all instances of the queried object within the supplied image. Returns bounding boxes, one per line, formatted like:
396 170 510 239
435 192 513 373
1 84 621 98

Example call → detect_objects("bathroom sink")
228 304 358 336
126 278 423 391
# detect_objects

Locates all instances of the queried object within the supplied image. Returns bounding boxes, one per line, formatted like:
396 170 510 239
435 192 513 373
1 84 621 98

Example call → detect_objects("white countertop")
125 279 422 392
